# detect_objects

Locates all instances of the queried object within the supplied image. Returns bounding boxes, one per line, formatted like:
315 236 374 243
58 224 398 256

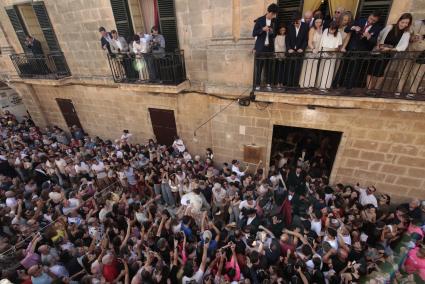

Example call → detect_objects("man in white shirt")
172 136 186 153
358 185 378 207
91 158 108 189
231 160 247 178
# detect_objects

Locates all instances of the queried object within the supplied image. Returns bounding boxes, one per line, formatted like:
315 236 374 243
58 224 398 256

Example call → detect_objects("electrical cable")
0 180 121 257
193 88 251 137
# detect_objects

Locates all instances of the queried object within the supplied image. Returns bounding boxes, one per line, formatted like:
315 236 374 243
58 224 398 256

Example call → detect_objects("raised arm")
120 217 132 251
199 242 210 272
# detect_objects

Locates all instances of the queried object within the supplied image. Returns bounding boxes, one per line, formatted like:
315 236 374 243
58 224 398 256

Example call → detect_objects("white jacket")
377 25 411 52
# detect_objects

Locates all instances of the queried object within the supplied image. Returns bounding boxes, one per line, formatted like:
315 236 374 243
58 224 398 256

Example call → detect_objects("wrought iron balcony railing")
107 50 186 85
10 52 71 79
253 50 425 100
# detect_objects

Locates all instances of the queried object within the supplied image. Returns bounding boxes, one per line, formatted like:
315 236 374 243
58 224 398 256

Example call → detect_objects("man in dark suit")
99 26 112 54
25 35 44 55
334 11 382 89
285 12 309 87
25 35 49 75
252 3 278 90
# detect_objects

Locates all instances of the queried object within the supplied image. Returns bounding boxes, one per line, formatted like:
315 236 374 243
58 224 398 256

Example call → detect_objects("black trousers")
255 46 274 86
284 52 304 87
333 51 369 89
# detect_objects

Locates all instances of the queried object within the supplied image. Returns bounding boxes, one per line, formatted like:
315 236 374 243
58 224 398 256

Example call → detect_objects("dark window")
277 0 303 26
157 0 179 52
357 0 393 25
110 0 134 42
5 6 29 52
31 2 61 51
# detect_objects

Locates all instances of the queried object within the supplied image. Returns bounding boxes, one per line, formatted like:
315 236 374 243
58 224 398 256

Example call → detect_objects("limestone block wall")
13 84 425 200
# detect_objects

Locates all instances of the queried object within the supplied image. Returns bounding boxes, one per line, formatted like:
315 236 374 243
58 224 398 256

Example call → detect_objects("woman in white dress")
299 18 323 88
274 25 287 88
131 34 149 81
317 22 342 90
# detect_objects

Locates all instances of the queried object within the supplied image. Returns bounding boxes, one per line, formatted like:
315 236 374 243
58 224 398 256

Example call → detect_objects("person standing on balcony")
397 19 425 98
132 34 150 81
148 26 165 82
274 25 287 89
25 35 43 56
110 30 129 54
324 7 345 29
317 22 342 90
366 13 412 93
334 11 382 89
285 12 309 87
99 27 112 54
299 17 323 88
110 30 134 81
252 3 278 90
301 10 314 28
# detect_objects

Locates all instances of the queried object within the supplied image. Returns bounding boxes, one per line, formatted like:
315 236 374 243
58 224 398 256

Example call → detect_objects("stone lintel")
255 92 425 113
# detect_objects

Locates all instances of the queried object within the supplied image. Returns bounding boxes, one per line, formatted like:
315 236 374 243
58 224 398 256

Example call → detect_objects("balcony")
10 52 71 79
253 51 425 101
107 51 187 85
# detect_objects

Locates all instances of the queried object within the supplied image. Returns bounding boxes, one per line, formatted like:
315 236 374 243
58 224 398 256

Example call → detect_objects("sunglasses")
335 11 342 14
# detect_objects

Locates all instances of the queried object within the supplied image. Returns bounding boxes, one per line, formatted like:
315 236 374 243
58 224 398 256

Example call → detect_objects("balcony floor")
255 86 425 101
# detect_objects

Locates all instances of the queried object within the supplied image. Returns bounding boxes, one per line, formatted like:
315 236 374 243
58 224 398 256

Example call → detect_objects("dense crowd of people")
253 4 425 97
0 107 424 284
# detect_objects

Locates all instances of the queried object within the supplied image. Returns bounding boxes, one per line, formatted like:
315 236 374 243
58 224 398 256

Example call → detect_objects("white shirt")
91 162 107 179
55 159 67 175
121 133 132 141
311 219 322 236
75 162 89 174
231 165 245 177
182 269 204 284
295 26 300 37
172 139 186 153
265 18 272 46
359 188 378 207
320 29 342 49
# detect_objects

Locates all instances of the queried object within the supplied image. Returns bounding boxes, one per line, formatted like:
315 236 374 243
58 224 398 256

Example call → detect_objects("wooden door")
56 98 83 130
148 108 177 146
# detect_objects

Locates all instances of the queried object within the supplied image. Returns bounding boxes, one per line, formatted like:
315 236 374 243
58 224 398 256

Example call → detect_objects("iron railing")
253 51 425 100
107 50 186 85
10 52 71 79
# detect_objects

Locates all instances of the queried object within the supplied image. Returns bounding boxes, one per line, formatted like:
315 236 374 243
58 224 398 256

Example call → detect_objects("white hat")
213 183 221 190
202 230 212 242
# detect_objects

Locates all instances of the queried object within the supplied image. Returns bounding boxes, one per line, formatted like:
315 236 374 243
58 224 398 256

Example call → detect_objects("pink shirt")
404 247 425 280
20 243 40 269
224 256 240 282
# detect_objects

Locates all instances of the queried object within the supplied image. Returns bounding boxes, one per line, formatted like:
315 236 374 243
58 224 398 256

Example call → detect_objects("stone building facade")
0 0 424 200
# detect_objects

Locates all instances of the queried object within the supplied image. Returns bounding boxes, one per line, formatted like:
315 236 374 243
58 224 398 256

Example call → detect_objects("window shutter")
5 6 29 52
277 0 303 25
157 0 179 52
110 0 134 42
357 0 393 25
32 1 61 51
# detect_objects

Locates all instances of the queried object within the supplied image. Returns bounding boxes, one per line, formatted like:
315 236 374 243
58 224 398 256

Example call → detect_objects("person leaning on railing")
333 11 382 89
366 13 412 94
397 19 425 98
285 12 309 88
110 30 136 81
